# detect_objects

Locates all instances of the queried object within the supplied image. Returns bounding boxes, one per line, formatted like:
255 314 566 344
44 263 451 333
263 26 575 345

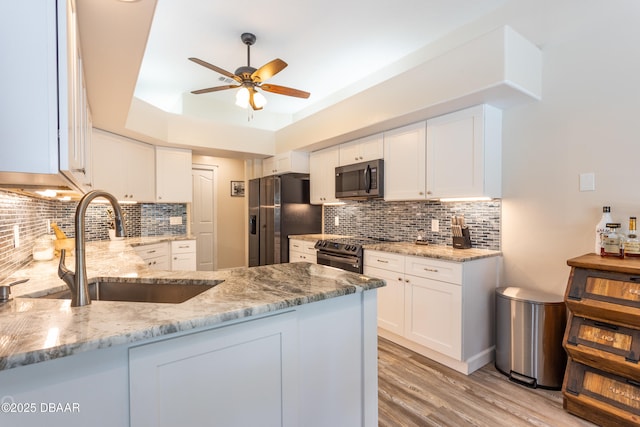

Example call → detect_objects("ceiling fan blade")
188 57 242 83
260 84 310 99
191 84 239 95
248 89 263 111
251 58 287 83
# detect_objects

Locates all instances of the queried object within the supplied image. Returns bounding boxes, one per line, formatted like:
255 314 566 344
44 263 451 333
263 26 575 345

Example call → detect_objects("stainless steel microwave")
335 159 384 200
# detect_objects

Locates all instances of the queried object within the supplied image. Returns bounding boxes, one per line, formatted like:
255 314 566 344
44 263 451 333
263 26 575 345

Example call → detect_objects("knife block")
453 228 472 249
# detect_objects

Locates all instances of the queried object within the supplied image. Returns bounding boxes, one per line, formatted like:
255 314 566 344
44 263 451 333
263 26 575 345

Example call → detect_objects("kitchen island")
0 239 384 427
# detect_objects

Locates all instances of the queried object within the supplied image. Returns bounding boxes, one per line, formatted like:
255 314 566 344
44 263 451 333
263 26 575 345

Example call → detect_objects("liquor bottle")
625 217 640 257
601 223 624 258
595 206 613 254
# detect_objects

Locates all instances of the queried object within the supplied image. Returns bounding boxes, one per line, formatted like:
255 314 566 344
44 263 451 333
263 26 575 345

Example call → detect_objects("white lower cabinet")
134 240 197 271
364 250 498 374
170 240 196 271
289 239 317 263
130 312 298 427
134 242 170 271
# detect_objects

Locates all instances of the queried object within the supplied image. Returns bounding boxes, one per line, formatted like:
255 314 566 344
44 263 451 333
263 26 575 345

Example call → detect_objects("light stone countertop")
289 234 502 262
362 242 502 262
0 237 384 372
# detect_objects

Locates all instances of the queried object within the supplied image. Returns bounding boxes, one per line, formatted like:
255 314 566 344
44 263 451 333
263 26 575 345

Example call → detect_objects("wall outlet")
431 219 440 232
334 216 339 226
169 216 183 225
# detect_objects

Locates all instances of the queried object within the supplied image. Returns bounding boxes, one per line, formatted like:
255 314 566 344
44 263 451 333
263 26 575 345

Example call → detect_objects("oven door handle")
317 252 360 264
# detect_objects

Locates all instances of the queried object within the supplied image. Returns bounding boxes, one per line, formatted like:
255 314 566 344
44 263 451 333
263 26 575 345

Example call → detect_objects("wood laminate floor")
378 337 597 427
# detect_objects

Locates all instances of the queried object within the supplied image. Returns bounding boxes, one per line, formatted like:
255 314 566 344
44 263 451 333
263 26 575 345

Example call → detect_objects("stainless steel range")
314 237 377 273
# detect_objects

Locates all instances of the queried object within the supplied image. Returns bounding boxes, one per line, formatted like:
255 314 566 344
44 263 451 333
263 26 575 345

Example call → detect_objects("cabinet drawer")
364 250 404 272
144 255 170 270
290 251 315 263
563 360 640 424
171 240 196 254
567 268 640 328
134 242 169 260
404 256 462 285
566 314 640 380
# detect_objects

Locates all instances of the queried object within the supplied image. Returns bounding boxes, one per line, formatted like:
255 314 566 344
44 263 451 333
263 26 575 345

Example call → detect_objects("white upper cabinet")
262 151 309 176
156 147 193 203
310 146 340 204
0 0 92 191
426 105 502 199
383 122 427 201
338 133 384 166
92 130 155 202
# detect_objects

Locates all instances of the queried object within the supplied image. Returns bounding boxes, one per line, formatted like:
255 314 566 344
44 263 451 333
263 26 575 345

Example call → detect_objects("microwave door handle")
364 164 371 193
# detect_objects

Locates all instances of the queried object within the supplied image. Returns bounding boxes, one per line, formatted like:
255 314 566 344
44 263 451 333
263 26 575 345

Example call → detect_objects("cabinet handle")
405 279 410 283
377 259 389 263
397 277 402 281
178 245 189 248
174 257 178 260
72 168 86 174
423 267 439 273
628 289 640 296
147 250 156 254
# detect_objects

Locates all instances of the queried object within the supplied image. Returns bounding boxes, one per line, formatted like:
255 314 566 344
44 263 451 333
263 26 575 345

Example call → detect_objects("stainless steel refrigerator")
248 174 322 266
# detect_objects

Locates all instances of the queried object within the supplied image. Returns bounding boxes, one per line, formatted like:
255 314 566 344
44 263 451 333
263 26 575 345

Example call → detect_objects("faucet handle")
0 278 29 302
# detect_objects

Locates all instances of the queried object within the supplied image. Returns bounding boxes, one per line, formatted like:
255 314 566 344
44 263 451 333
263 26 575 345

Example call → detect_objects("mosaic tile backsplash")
0 190 186 280
323 199 501 250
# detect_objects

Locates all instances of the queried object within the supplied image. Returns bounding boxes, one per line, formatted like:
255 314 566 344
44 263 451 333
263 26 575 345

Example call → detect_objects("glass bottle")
595 206 613 254
625 217 640 257
601 223 624 258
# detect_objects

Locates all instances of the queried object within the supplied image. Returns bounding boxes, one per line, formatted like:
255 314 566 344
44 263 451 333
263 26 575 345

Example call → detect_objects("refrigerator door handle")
249 215 257 235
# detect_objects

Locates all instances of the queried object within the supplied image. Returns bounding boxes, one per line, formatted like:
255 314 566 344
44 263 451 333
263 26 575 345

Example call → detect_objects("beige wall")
192 155 246 269
451 0 640 295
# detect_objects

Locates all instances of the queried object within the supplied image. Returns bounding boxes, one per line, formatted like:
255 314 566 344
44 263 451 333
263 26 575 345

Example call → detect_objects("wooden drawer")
566 267 640 329
563 360 640 426
364 250 404 272
171 240 195 254
404 255 462 285
565 314 640 381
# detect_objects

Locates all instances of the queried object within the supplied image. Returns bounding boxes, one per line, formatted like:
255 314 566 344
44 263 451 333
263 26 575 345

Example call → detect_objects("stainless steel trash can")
495 287 567 389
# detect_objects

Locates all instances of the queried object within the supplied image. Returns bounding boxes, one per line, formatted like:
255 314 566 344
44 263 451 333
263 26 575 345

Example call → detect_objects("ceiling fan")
189 32 310 111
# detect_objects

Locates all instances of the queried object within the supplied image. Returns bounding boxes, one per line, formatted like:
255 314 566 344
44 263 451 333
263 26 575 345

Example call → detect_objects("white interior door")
192 166 216 270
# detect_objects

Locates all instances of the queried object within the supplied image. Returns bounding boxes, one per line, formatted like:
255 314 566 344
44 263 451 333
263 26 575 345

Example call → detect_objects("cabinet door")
426 105 501 199
404 275 462 359
92 130 126 199
1 1 58 176
129 312 297 427
262 157 276 176
338 134 383 166
383 122 427 200
365 265 405 336
124 141 155 202
156 147 193 203
171 240 196 271
310 146 340 204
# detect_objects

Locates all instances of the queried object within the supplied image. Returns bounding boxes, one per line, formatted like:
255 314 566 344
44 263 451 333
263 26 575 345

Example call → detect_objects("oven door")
316 251 362 274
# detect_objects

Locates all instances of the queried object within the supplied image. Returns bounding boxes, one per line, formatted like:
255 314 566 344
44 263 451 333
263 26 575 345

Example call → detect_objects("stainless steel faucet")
58 190 125 307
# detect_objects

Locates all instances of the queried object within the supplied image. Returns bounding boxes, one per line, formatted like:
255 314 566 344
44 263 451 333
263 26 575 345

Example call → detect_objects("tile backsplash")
0 190 186 280
323 199 501 250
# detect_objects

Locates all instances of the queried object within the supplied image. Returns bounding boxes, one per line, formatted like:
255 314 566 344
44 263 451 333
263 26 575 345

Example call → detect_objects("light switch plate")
334 216 339 226
579 172 595 192
431 219 439 232
169 216 183 225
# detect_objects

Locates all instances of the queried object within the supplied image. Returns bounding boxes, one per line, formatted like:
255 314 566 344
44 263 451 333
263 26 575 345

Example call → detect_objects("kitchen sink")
34 279 223 304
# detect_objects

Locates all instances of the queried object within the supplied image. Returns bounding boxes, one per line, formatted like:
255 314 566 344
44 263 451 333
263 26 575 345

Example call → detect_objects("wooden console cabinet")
562 254 640 426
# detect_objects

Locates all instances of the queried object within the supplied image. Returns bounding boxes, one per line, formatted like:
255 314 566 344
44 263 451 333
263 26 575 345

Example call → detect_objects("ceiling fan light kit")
189 32 310 111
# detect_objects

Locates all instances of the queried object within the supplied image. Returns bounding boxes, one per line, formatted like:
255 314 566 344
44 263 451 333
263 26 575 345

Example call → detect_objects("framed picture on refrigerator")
231 181 245 197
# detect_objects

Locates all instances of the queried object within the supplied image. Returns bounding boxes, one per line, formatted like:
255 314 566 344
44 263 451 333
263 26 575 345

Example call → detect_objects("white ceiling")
77 0 509 150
